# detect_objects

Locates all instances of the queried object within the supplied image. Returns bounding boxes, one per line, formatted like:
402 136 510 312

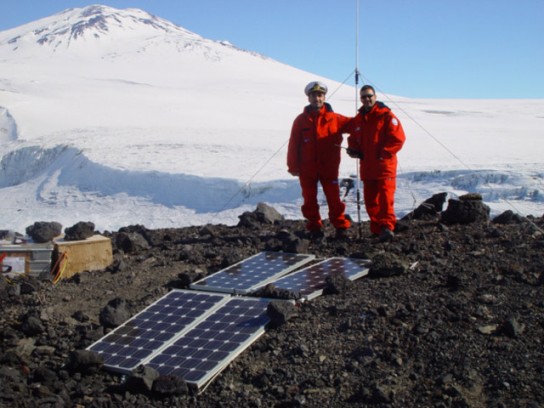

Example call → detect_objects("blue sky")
1 0 543 98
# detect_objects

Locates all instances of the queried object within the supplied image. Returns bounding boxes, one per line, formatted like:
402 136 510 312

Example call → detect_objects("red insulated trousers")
363 178 397 235
299 175 351 231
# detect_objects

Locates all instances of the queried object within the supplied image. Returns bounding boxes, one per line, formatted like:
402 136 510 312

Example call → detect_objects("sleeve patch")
391 118 399 126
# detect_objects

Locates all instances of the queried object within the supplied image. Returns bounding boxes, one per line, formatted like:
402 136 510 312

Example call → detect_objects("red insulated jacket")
347 102 406 180
287 103 350 179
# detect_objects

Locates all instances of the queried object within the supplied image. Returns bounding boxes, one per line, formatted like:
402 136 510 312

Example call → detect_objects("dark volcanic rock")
251 283 300 300
64 221 95 241
324 271 353 294
368 252 409 278
441 193 490 224
115 231 150 253
402 192 448 220
238 202 284 228
20 314 44 336
25 221 62 243
68 350 104 373
492 209 525 225
1 200 543 408
99 297 131 328
126 365 159 393
278 230 309 253
152 375 188 396
267 299 298 327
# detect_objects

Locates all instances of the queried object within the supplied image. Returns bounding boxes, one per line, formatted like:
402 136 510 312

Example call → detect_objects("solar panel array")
260 257 370 301
87 252 371 392
190 251 315 294
88 290 229 373
146 297 271 388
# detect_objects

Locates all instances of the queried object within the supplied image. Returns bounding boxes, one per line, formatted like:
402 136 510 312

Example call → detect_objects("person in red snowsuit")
347 85 406 241
287 81 351 237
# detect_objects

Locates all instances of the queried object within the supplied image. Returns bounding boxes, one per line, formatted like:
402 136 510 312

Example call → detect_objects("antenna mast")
354 0 362 235
355 0 360 113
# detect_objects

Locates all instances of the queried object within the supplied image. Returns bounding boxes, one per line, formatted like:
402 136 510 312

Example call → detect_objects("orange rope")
51 252 68 284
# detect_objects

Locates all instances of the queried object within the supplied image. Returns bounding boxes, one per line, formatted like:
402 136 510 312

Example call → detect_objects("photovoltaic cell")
87 254 370 393
264 257 370 301
190 251 315 294
144 296 273 388
87 290 230 373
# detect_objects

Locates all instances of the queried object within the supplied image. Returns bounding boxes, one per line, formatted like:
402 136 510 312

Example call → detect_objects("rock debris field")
1 193 543 408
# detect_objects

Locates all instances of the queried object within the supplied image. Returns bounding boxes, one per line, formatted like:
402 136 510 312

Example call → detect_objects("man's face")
308 91 326 109
360 90 376 109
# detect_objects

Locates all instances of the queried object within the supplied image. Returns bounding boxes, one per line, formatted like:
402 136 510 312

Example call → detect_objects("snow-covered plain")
1 5 543 234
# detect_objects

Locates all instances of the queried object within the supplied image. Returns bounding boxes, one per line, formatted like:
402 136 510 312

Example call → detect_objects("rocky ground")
1 194 543 408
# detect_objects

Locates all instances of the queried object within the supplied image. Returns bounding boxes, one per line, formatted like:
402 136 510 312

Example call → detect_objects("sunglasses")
361 94 375 99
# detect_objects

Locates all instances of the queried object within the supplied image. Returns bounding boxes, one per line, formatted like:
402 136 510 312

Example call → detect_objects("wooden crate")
53 235 113 280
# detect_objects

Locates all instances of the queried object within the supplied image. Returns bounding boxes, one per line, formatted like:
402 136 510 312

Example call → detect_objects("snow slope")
1 5 543 233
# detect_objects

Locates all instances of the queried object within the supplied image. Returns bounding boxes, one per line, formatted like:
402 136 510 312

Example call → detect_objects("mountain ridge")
0 4 263 61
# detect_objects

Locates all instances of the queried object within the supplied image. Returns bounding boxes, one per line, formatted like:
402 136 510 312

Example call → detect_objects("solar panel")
144 296 274 389
86 254 369 393
87 290 230 373
190 251 315 294
263 257 370 301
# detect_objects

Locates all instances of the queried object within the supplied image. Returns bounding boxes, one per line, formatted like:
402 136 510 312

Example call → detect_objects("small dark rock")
126 365 160 394
68 350 103 373
64 221 95 241
31 366 58 387
460 193 483 201
254 202 284 224
99 297 131 328
492 210 525 225
402 192 448 220
499 316 524 338
279 232 309 253
72 310 90 322
175 272 193 288
20 315 44 336
324 272 352 294
252 283 300 300
267 300 298 327
446 274 464 291
19 280 38 295
368 253 408 278
108 257 127 273
238 202 284 228
115 232 150 253
152 375 189 396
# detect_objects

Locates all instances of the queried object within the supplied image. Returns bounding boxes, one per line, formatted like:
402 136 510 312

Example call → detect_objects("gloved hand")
346 148 363 159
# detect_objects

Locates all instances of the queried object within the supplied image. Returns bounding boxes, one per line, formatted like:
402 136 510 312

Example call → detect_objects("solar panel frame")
86 290 230 374
189 251 315 294
263 257 371 301
144 296 276 390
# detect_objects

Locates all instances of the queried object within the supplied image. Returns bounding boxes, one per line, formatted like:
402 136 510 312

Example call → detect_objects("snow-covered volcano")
2 5 200 53
0 4 312 137
0 5 543 233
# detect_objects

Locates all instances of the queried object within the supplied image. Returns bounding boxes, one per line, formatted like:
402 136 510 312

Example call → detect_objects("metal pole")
354 0 363 238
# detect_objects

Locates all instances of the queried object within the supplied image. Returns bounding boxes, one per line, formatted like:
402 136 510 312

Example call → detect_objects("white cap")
304 81 328 96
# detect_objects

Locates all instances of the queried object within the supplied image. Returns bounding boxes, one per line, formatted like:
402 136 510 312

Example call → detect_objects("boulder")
441 194 490 225
64 221 95 241
25 221 62 243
